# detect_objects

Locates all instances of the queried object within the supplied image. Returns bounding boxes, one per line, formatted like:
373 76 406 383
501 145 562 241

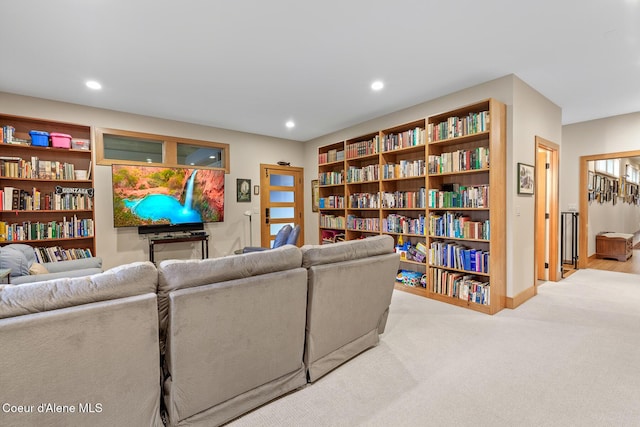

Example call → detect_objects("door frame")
578 149 640 268
535 136 560 284
259 163 305 247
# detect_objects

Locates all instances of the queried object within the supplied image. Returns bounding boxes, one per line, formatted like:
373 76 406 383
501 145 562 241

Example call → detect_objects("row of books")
348 192 380 209
320 214 345 229
319 195 344 209
346 136 379 159
428 185 489 209
0 125 28 145
2 186 93 211
382 214 425 235
0 217 94 242
33 246 94 264
346 215 380 232
381 127 425 152
318 149 345 164
428 147 489 174
318 171 343 186
429 267 490 305
346 165 379 183
0 156 83 180
381 189 426 209
428 111 490 142
428 212 490 240
382 160 425 179
428 240 490 274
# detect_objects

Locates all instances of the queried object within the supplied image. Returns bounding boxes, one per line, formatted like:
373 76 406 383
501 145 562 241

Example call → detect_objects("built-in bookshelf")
0 114 96 258
316 99 506 314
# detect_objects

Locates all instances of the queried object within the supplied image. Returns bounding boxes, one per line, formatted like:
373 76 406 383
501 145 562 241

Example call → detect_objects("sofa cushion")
300 235 394 268
0 246 31 277
0 261 158 319
157 245 302 345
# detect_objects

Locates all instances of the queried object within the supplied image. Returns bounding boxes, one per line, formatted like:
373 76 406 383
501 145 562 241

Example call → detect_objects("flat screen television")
111 164 224 234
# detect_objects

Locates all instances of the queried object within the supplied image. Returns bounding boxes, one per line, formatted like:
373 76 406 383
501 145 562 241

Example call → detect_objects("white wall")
562 112 640 255
303 74 562 299
0 92 305 269
511 77 562 288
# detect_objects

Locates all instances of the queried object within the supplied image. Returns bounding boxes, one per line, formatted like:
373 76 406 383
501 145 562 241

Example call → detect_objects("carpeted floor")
228 269 640 426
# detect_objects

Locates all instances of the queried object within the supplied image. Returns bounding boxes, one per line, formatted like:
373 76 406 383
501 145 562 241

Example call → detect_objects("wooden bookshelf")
0 114 96 257
317 99 506 314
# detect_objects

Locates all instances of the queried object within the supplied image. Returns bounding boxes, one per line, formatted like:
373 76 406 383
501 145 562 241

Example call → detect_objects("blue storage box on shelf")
29 130 49 146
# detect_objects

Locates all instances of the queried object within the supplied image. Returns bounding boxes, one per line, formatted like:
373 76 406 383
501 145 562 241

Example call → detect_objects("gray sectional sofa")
0 235 399 426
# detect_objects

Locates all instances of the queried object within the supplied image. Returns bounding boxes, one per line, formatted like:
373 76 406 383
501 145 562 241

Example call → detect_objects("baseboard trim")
505 285 536 309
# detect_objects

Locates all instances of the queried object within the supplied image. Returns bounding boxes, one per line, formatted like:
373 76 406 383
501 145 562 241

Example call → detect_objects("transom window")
95 128 229 173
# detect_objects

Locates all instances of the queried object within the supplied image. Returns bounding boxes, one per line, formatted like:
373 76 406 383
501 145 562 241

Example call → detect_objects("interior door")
259 164 304 248
536 148 549 280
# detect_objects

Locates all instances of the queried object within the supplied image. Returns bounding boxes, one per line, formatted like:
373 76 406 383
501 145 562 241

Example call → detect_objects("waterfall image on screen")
111 165 224 227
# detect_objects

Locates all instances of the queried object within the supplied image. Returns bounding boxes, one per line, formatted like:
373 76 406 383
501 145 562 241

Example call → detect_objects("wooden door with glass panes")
259 164 304 248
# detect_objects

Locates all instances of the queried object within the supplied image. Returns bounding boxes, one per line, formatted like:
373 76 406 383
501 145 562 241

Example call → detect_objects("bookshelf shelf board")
346 153 379 161
383 231 426 238
347 208 380 211
318 208 344 211
428 264 490 277
428 292 492 314
319 183 344 188
381 144 426 155
428 168 489 177
428 207 490 211
428 235 489 243
319 226 345 231
381 175 426 183
346 180 380 185
394 283 429 297
319 159 345 167
399 259 426 267
381 207 426 211
0 236 94 245
0 177 92 183
1 209 93 214
428 131 490 146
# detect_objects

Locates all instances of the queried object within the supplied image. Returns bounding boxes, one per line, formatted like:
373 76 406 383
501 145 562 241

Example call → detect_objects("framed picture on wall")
517 163 534 195
237 178 251 202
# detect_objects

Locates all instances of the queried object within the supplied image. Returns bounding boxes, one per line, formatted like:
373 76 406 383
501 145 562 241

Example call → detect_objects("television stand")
148 233 209 264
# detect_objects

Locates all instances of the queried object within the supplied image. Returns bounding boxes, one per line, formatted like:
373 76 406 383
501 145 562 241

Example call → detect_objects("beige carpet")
228 269 640 426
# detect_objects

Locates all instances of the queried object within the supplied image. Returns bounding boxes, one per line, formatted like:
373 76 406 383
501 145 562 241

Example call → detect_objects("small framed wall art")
517 163 534 195
237 178 251 202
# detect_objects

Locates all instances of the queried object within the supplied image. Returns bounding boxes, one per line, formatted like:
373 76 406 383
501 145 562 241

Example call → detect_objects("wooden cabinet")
0 114 96 258
317 99 506 314
596 232 633 261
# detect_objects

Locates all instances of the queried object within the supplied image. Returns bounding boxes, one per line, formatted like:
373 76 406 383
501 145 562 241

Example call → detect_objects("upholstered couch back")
0 262 163 426
157 245 308 426
300 235 400 382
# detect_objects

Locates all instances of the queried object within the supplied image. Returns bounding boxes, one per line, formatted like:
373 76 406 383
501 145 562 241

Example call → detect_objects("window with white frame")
594 158 619 177
626 164 640 184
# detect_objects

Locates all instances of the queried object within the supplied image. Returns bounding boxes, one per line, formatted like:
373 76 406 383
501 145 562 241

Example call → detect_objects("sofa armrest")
42 257 103 274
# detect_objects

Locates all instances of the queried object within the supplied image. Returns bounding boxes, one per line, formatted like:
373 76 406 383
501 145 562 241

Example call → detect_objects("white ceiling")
1 1 639 142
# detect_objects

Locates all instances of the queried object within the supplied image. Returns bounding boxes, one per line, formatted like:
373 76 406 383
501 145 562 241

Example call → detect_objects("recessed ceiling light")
285 120 295 128
209 155 216 159
371 80 384 91
86 80 102 90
